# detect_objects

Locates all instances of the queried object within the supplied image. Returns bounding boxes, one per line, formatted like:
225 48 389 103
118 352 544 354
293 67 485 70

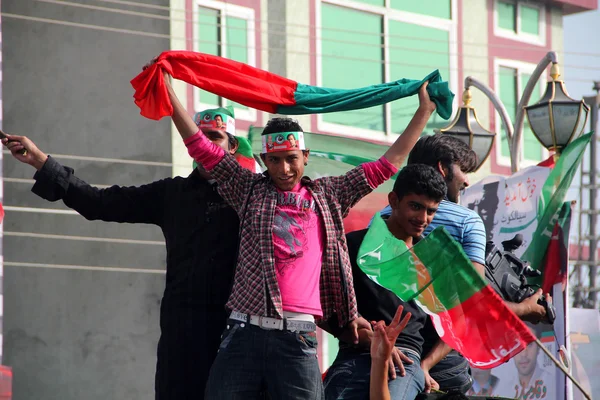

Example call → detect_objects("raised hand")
417 81 436 114
143 56 159 71
1 132 48 170
370 305 411 363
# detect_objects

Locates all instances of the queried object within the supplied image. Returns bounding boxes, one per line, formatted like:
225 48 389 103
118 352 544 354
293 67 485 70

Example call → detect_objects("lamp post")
437 88 495 171
438 51 587 173
524 63 590 156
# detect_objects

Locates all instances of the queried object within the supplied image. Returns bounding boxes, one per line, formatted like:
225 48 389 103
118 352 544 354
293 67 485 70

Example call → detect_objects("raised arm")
157 68 258 211
325 83 436 216
160 68 228 172
2 134 165 225
383 83 436 169
162 71 199 141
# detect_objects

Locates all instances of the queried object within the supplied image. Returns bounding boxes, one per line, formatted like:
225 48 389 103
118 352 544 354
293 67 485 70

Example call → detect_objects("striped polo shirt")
378 199 487 265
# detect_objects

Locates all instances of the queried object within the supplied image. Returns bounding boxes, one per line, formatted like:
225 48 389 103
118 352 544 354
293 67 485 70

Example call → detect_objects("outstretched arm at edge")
2 134 165 224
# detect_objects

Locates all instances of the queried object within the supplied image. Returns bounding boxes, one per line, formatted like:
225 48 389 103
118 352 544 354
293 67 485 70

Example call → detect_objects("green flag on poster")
523 132 592 274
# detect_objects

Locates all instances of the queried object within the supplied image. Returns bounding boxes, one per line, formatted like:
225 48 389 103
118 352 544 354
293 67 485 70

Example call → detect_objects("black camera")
485 234 555 324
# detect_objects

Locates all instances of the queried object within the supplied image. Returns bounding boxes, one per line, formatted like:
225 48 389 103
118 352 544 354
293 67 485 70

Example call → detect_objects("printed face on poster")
467 323 558 400
460 166 565 400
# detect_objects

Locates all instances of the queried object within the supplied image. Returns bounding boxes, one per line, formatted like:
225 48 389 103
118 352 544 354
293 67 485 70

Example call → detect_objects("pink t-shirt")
184 130 399 316
274 183 325 316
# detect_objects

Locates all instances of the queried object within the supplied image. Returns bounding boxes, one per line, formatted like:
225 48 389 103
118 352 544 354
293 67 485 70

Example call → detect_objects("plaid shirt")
211 153 373 327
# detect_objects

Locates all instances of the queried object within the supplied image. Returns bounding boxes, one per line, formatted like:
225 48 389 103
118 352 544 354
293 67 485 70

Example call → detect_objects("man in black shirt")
324 164 448 400
2 108 252 400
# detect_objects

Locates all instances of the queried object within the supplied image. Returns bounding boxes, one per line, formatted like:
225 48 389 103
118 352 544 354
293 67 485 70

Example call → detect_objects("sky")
563 7 600 100
563 7 600 290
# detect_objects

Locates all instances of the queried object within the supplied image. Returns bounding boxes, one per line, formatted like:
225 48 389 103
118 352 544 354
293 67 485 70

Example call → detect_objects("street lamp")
438 51 565 173
525 63 590 155
437 88 495 171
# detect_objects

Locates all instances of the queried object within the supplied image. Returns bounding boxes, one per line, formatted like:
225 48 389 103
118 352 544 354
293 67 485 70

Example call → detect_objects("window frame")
493 0 546 46
316 0 458 143
193 0 257 122
493 58 549 168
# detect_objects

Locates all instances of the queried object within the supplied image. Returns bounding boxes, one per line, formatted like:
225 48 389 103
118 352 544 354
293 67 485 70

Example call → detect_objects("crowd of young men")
2 61 552 400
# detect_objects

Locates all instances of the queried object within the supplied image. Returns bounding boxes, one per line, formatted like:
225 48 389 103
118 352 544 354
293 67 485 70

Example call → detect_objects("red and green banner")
541 201 574 294
522 132 591 277
130 51 454 121
358 214 536 369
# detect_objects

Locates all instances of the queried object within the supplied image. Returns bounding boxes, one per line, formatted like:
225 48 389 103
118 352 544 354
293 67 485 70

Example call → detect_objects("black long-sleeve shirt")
32 156 239 399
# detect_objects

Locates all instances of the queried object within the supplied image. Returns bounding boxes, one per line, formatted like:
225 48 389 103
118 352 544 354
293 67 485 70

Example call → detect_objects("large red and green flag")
358 214 536 369
130 51 454 121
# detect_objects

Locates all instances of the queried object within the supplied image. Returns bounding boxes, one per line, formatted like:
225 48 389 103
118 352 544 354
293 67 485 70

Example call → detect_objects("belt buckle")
258 315 273 330
259 316 283 330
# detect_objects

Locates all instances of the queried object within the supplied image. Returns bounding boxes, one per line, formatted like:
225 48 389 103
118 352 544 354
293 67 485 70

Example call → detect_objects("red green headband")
261 132 305 153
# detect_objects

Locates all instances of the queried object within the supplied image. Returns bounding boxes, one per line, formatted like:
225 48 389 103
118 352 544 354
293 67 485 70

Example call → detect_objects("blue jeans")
205 321 323 399
324 348 424 400
428 351 472 394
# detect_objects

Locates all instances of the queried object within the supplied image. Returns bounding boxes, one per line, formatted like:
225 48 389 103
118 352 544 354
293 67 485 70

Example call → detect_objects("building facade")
1 0 597 398
171 0 596 369
172 0 595 179
1 1 171 399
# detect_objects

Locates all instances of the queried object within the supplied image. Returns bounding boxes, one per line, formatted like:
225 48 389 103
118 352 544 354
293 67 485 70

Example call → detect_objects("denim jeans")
428 351 472 394
324 348 424 400
205 320 323 399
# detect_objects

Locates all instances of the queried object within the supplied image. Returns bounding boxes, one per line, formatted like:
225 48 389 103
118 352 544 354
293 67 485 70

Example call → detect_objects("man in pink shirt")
161 68 436 399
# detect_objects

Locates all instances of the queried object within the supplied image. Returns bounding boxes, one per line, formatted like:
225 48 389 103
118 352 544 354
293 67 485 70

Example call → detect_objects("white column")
0 0 5 363
170 0 192 178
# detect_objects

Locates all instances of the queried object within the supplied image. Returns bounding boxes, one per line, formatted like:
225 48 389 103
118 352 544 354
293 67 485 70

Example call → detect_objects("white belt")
230 310 317 332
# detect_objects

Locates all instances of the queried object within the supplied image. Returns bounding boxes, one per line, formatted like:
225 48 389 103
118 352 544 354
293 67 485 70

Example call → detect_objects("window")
194 1 256 121
318 0 456 141
520 5 540 35
388 21 451 135
321 4 384 132
521 73 544 160
495 60 546 167
355 0 384 6
494 0 545 45
391 0 451 19
497 1 516 31
498 67 517 160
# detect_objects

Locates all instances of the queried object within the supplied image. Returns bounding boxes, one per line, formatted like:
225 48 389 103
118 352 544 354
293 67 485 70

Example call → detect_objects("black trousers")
155 307 228 400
